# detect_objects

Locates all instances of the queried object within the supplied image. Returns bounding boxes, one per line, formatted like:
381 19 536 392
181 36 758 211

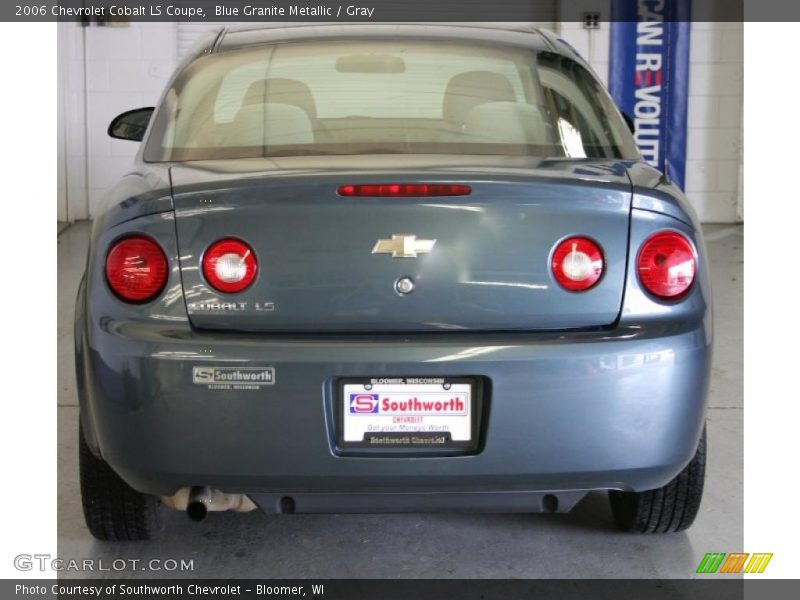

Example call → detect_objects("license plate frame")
335 376 483 454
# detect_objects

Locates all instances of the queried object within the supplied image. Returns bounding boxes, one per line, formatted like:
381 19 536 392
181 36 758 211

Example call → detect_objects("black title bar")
0 578 764 600
1 0 780 23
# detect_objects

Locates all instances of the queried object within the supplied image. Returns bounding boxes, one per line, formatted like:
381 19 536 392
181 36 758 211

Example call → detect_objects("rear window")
144 39 639 161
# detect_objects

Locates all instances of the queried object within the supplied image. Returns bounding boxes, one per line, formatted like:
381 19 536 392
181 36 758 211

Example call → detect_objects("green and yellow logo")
696 552 773 574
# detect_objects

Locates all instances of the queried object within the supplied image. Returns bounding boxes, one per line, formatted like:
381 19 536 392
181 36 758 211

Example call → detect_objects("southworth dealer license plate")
341 377 474 448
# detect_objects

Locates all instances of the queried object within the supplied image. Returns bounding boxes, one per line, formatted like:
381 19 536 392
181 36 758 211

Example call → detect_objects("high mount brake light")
552 237 604 292
337 184 472 197
105 236 168 303
637 231 696 299
202 239 258 293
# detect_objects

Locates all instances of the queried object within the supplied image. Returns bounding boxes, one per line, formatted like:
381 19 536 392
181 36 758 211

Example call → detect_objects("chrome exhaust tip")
161 486 258 521
186 486 210 521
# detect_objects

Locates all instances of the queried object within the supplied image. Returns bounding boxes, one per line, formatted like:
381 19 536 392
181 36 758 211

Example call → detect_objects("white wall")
57 39 67 222
685 22 743 222
58 22 177 221
57 22 89 221
84 22 177 216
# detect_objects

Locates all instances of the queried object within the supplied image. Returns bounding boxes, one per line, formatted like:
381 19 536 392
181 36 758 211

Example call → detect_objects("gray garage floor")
56 221 743 579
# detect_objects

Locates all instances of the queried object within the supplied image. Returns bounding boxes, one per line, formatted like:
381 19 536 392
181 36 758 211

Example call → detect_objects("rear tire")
609 426 706 533
79 424 159 541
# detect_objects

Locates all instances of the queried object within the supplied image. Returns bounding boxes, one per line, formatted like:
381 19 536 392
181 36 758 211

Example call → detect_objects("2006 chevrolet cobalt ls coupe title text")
75 24 711 540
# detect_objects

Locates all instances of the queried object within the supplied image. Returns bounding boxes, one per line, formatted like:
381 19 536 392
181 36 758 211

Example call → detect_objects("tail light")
637 231 696 299
551 237 604 291
337 184 471 197
202 239 257 293
105 235 168 303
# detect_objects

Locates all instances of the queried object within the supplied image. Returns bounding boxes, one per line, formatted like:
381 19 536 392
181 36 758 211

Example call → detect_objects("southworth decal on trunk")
609 0 691 189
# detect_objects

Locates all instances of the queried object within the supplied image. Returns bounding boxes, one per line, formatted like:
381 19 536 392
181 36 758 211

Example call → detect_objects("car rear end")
76 26 711 529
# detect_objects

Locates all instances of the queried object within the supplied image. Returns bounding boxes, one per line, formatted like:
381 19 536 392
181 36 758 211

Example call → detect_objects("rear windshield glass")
144 39 639 161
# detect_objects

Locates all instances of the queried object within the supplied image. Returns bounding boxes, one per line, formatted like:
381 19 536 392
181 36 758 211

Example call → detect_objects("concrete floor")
57 221 743 579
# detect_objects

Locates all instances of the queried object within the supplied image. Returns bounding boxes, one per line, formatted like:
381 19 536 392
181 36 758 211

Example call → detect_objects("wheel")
609 426 706 533
79 424 159 541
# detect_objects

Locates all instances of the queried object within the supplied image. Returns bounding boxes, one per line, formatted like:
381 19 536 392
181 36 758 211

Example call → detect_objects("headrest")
463 102 547 145
225 103 314 147
242 78 318 120
442 71 517 124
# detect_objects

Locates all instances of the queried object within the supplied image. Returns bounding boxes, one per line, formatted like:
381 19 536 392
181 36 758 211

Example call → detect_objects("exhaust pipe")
161 486 257 521
187 487 210 522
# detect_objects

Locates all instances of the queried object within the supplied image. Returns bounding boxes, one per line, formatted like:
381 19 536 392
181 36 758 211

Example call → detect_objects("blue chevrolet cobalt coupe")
76 24 711 540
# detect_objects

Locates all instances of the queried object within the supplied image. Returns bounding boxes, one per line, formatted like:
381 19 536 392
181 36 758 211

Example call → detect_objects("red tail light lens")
552 237 604 292
105 236 168 303
337 184 471 197
202 239 257 293
637 231 696 299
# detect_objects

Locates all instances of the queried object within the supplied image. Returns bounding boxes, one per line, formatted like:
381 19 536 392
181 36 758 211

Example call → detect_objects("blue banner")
609 0 691 189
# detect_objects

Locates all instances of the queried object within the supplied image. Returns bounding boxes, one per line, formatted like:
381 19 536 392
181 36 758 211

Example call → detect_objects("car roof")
205 23 564 56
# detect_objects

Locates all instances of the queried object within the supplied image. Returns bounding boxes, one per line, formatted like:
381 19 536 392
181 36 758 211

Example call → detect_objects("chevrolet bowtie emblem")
372 235 437 258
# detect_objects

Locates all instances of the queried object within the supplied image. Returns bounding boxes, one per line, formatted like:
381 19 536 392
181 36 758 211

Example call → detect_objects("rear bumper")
77 314 711 502
250 491 586 514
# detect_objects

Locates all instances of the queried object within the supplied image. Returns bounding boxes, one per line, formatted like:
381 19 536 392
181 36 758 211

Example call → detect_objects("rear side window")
538 54 633 159
145 39 638 161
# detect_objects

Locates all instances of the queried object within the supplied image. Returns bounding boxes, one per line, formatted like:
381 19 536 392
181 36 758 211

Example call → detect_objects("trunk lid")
170 156 632 332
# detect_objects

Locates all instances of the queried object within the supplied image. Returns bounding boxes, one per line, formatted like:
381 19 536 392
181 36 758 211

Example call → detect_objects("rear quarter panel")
76 164 185 455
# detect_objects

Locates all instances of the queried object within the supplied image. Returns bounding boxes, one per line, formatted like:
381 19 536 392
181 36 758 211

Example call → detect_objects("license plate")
339 377 476 450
